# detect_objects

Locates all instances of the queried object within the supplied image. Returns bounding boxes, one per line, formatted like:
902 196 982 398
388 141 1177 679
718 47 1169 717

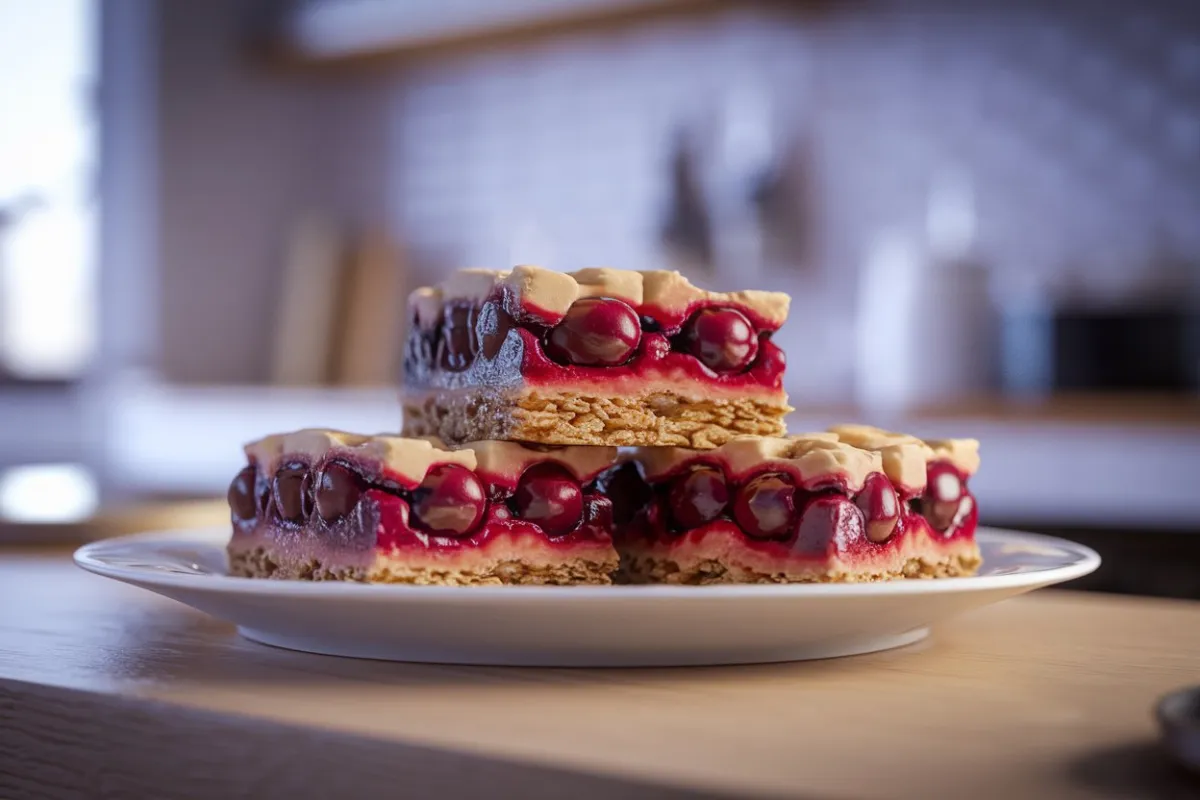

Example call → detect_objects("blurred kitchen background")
1 0 1198 596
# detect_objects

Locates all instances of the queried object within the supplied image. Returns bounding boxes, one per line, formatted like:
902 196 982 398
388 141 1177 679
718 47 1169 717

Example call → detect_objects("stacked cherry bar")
227 431 620 585
401 266 791 448
226 266 981 585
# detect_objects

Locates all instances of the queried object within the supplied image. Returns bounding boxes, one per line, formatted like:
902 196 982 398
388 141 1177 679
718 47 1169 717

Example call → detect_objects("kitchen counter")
1 550 1197 799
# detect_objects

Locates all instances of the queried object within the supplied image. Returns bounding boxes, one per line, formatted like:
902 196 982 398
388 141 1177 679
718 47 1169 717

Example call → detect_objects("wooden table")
1 551 1197 799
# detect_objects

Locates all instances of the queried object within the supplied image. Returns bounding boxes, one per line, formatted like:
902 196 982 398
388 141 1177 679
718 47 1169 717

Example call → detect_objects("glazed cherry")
732 473 797 539
682 308 759 373
512 463 584 536
601 462 654 526
438 303 477 372
227 466 258 521
544 298 641 366
273 464 311 523
923 462 965 532
315 462 364 523
795 496 866 555
410 465 486 536
928 462 964 504
855 473 900 543
668 466 729 530
477 300 515 360
256 474 273 516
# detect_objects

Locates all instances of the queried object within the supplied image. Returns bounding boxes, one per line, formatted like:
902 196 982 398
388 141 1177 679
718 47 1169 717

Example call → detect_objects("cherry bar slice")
401 266 791 448
226 430 620 586
617 427 982 584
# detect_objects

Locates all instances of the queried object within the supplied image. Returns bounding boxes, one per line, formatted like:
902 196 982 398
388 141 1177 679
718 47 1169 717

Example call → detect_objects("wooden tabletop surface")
1 550 1198 800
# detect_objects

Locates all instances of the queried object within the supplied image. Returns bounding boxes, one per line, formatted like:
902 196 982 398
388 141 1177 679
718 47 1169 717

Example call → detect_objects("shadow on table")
1066 740 1199 799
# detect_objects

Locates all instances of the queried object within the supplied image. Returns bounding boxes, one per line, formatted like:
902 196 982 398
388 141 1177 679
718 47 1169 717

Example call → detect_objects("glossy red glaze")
516 328 786 391
371 490 613 554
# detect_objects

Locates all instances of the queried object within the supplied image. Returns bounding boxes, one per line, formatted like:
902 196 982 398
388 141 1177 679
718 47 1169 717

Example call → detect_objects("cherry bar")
608 426 981 584
226 430 619 585
401 266 791 448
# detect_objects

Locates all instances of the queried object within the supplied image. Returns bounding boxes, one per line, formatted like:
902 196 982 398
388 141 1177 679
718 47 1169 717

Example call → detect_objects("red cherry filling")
511 462 584 536
476 300 515 360
544 297 641 366
682 308 759 373
273 464 311 523
227 466 258 521
855 473 900 543
410 464 486 536
732 472 797 539
315 462 364 523
438 304 477 372
668 466 729 530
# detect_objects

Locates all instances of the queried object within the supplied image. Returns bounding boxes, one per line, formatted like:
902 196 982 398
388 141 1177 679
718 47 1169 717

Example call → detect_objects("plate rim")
74 525 1100 601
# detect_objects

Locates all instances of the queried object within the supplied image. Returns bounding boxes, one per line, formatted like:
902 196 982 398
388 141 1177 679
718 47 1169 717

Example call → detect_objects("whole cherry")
544 298 641 366
732 472 797 539
682 308 759 373
511 462 584 536
227 466 258 521
668 466 729 530
855 473 901 543
314 462 364 523
410 465 486 536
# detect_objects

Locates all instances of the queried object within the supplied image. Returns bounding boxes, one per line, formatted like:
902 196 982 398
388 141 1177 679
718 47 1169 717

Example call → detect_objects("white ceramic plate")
74 526 1099 667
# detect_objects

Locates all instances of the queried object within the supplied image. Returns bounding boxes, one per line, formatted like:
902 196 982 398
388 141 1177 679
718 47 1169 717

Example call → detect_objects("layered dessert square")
606 425 981 584
226 429 619 585
401 266 790 448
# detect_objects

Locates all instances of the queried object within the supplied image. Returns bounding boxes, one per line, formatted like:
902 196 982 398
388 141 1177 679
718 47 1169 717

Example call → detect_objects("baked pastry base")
615 524 982 585
402 387 788 448
229 546 616 586
619 550 981 585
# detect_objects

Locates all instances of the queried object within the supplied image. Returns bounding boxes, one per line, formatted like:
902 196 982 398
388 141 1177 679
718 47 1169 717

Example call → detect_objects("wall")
153 0 391 384
387 0 1200 400
143 0 1200 392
